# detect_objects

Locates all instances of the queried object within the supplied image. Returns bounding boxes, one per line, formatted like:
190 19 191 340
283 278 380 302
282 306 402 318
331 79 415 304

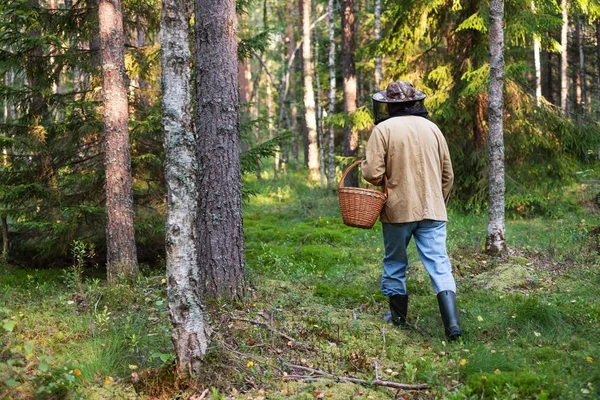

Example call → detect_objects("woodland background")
1 0 600 399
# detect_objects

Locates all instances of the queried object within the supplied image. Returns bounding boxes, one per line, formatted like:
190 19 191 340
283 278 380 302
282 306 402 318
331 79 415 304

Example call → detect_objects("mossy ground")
1 172 600 399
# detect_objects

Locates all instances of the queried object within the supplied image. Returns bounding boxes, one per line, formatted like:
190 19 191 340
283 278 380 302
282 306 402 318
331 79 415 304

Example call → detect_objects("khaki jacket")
361 115 453 223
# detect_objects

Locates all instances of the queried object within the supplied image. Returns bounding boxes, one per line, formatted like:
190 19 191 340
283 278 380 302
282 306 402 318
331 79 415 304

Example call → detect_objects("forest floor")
1 172 600 399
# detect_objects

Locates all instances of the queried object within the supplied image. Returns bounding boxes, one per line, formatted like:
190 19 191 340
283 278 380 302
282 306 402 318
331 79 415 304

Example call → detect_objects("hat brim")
372 89 427 103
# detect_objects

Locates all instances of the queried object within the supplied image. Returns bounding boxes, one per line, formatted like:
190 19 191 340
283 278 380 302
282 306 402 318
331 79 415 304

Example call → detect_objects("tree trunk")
99 0 139 283
560 0 568 115
327 0 336 186
374 0 382 90
194 0 246 301
340 0 358 187
486 0 507 255
314 0 325 188
301 0 320 181
532 1 541 106
287 11 300 167
160 0 210 377
1 216 7 263
302 0 319 182
597 20 600 121
578 16 587 116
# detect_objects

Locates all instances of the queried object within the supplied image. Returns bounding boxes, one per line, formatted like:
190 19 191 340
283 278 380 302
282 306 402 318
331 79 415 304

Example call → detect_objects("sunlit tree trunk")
302 0 320 181
287 10 299 167
160 0 210 377
532 1 541 106
327 0 336 186
195 0 246 301
486 0 507 255
560 0 568 115
374 0 382 90
99 0 139 282
340 0 358 187
314 0 325 187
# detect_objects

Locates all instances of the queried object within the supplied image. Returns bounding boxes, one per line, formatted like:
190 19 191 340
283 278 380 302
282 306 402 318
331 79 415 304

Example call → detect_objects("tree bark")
99 0 139 282
486 0 507 255
340 0 358 187
374 0 382 90
532 1 541 106
160 0 211 377
314 0 325 188
578 16 586 116
597 20 600 121
194 0 246 301
301 0 320 182
560 0 568 115
327 0 336 186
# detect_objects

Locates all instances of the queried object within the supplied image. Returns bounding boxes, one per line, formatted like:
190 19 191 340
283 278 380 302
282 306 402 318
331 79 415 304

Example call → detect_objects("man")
361 81 462 341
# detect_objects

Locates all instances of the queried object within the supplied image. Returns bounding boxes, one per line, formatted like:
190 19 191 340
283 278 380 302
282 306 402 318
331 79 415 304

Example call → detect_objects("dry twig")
229 316 312 350
285 364 429 391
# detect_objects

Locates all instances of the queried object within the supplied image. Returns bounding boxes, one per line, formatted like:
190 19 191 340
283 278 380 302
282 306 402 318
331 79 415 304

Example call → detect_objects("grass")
1 170 600 399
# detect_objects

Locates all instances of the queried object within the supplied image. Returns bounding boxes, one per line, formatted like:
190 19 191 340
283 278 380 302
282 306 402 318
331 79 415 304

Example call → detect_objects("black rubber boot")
437 290 462 341
385 294 409 328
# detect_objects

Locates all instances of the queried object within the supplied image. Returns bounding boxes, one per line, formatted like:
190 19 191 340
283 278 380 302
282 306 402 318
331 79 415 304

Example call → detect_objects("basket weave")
338 160 388 229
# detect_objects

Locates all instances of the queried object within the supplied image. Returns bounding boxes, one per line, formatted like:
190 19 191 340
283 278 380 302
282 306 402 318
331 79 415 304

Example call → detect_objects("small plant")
64 240 96 292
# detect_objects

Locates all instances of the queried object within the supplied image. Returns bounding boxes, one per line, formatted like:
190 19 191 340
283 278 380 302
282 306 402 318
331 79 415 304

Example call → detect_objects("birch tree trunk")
314 0 325 188
327 0 336 186
560 0 568 115
160 0 210 377
195 0 246 301
374 0 382 90
99 0 139 283
532 1 541 106
340 0 358 187
486 0 507 255
302 0 320 182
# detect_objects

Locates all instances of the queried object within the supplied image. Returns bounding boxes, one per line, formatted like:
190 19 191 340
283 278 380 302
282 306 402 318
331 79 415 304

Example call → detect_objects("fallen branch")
230 317 311 350
295 217 320 253
285 364 429 391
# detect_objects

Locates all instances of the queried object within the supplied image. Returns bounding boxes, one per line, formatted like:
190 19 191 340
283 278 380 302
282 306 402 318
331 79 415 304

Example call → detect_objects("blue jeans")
381 220 456 296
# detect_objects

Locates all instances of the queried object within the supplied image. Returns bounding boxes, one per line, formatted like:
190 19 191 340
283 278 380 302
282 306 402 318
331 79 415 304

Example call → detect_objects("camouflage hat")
372 81 426 103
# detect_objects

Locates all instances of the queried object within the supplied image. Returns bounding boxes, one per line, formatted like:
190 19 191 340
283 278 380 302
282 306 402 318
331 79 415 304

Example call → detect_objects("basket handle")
338 160 388 196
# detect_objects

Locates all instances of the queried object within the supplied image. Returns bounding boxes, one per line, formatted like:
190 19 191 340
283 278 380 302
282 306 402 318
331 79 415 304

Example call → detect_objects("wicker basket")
338 160 388 229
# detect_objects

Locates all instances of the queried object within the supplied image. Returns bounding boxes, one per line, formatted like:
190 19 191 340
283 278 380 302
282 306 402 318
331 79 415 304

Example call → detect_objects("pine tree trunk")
160 0 210 377
301 0 320 181
596 20 600 121
532 1 541 106
374 0 382 90
340 0 358 187
327 0 336 186
99 0 139 283
560 0 568 115
578 16 587 116
486 0 507 255
1 216 7 262
287 12 299 167
194 0 246 301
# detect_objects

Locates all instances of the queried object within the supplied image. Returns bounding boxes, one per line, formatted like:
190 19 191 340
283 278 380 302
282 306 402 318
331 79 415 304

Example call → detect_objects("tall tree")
195 0 246 300
532 0 542 106
486 0 507 255
340 0 358 186
160 0 210 377
327 0 336 186
301 0 320 182
99 0 139 282
374 0 382 90
577 15 587 116
560 0 568 115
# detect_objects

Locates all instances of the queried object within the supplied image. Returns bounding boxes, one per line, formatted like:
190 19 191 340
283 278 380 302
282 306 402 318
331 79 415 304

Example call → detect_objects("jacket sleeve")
361 127 387 187
440 136 454 203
